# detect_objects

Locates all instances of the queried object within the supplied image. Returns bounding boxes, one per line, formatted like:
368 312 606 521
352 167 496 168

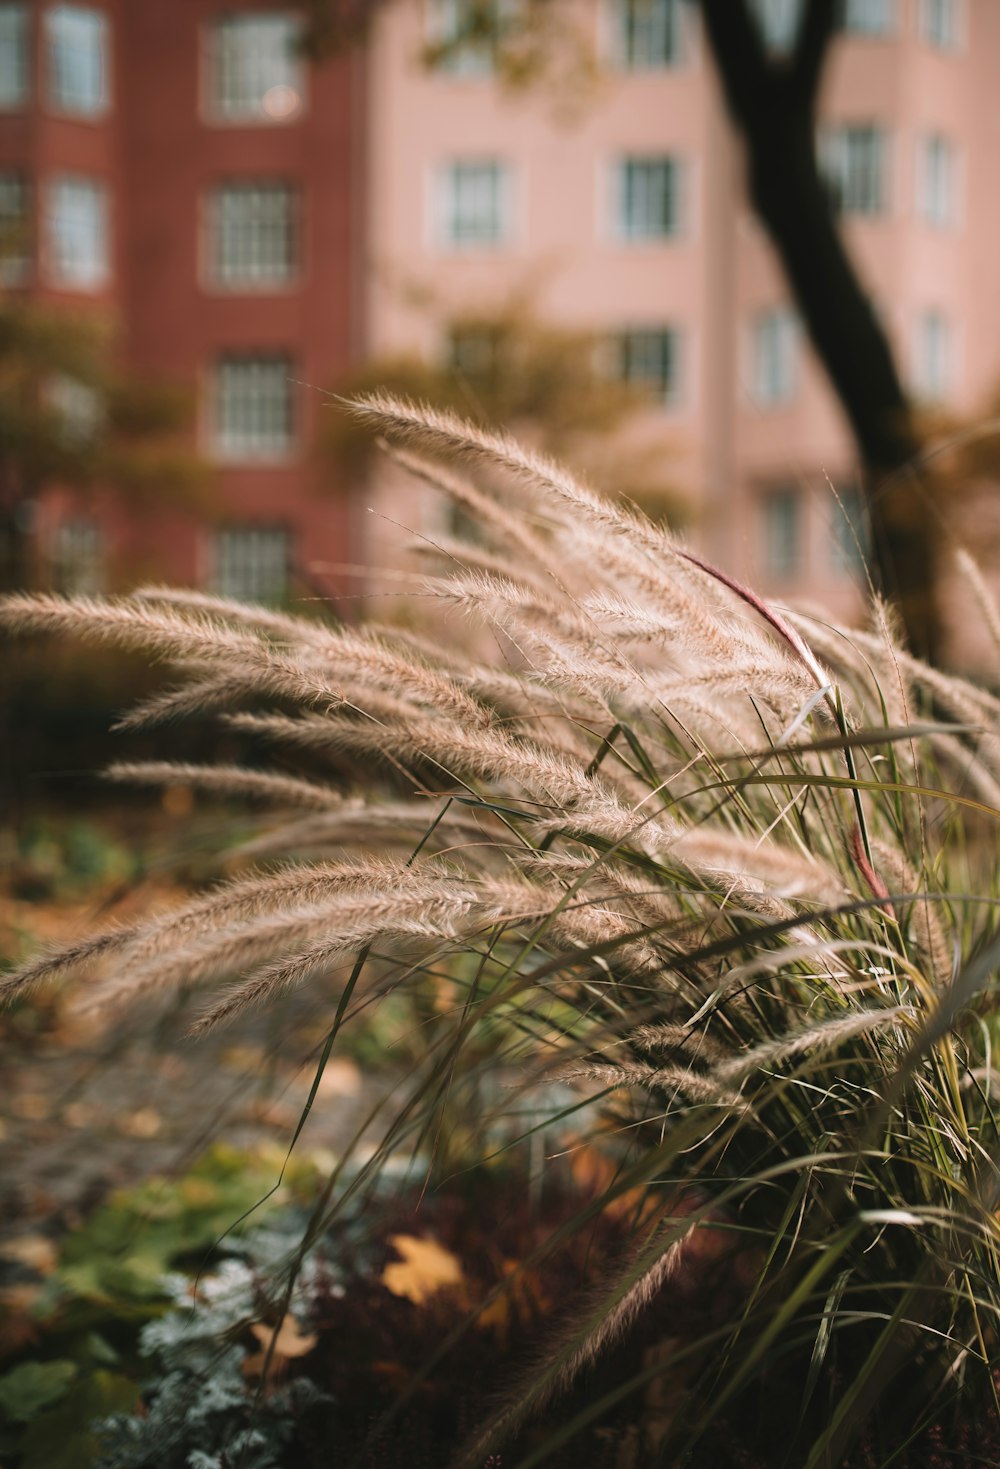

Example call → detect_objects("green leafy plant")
2 397 1000 1466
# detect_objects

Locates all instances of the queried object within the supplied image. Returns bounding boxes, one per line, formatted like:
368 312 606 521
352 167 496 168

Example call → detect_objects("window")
835 0 893 34
750 307 798 406
615 156 682 241
914 309 952 401
214 354 294 458
747 0 804 54
439 160 510 247
47 6 108 116
214 526 291 603
920 0 959 49
819 124 888 215
0 170 29 283
49 375 102 443
613 0 683 69
210 182 298 287
208 13 304 122
0 4 29 107
428 0 510 76
762 488 802 580
612 327 682 406
448 324 502 382
53 518 105 595
917 134 956 227
830 485 869 575
47 176 109 288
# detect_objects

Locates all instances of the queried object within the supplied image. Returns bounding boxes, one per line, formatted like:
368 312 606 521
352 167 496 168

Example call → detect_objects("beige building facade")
363 0 1000 622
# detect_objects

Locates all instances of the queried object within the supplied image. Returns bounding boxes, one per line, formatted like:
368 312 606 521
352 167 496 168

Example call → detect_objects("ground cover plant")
2 396 1000 1466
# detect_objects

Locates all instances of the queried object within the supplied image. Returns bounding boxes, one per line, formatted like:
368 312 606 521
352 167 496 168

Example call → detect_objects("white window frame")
612 325 683 408
46 5 109 117
212 525 292 604
426 0 515 77
913 308 953 402
920 0 962 51
916 133 957 228
0 3 29 108
0 169 30 283
208 181 299 289
829 485 870 575
836 0 894 36
819 123 889 216
613 155 683 242
761 487 803 582
52 516 106 595
609 0 685 70
437 159 512 249
213 354 296 461
47 175 109 290
749 306 799 407
204 12 306 125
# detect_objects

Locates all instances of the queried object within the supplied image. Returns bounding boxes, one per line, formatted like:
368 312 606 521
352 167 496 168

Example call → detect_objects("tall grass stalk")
3 395 1000 1466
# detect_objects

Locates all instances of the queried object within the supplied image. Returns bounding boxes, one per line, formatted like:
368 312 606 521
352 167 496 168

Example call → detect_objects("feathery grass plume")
3 395 1000 1467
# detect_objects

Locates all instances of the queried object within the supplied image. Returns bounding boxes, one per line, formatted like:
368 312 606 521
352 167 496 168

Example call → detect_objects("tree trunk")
699 0 939 659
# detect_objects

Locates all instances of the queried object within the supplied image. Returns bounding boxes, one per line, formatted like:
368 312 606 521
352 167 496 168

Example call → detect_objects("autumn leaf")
242 1315 318 1378
381 1234 464 1305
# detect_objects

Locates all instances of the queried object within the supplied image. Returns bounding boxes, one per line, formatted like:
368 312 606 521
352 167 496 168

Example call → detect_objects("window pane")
921 0 958 48
820 124 886 215
836 0 892 34
830 486 869 575
0 170 30 283
614 0 682 68
747 0 804 53
613 327 681 405
0 4 29 107
762 489 801 580
915 310 952 400
53 518 105 595
212 182 297 286
214 526 291 603
441 160 508 246
48 6 108 116
48 177 109 288
750 307 798 406
617 157 681 240
215 355 294 457
430 0 510 76
919 134 954 226
210 14 304 121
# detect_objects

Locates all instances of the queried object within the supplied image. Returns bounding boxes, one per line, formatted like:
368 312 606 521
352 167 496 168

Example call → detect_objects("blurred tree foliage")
326 303 690 522
0 297 211 592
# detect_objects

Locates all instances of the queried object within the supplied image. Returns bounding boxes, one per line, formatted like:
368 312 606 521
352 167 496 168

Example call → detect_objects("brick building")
0 1 363 605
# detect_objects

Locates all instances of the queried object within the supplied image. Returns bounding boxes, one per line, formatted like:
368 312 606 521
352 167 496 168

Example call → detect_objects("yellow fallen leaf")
242 1315 318 1378
381 1234 464 1305
119 1107 161 1139
0 1235 58 1275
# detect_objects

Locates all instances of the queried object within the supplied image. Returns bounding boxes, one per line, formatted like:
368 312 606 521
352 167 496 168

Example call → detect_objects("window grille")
214 354 295 458
48 5 108 115
0 4 29 107
213 525 291 604
614 0 683 68
208 13 304 121
53 518 105 595
48 176 109 288
0 170 29 283
836 0 893 35
613 327 682 405
820 124 887 215
212 182 297 286
440 160 510 246
615 156 682 240
750 307 798 406
915 309 952 400
762 488 802 580
918 134 955 226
